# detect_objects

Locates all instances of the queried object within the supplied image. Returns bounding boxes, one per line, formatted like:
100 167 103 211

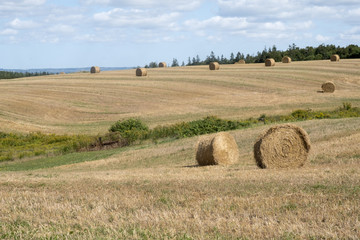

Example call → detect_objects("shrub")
291 109 311 120
109 118 149 143
342 102 352 110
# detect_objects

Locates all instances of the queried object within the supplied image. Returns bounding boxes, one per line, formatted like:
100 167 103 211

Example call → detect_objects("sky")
0 0 359 69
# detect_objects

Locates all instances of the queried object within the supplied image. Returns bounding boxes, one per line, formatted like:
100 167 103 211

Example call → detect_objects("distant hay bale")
282 56 292 63
159 62 167 68
209 62 220 70
136 68 147 76
235 60 246 64
265 58 275 67
330 54 340 62
196 132 239 166
254 124 311 169
90 66 100 74
321 81 336 93
59 72 65 74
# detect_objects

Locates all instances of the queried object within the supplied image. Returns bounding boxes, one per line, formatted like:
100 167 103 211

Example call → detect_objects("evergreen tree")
171 58 179 67
187 57 191 66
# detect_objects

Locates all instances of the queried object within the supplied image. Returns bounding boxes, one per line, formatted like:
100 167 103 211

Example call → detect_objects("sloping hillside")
0 59 359 134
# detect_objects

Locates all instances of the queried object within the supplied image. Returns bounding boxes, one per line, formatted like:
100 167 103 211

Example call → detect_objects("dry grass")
0 60 359 238
0 118 359 239
0 60 359 134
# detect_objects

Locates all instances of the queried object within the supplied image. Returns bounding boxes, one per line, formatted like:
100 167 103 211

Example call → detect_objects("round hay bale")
196 132 239 166
235 59 246 64
282 56 291 63
330 54 340 62
265 58 275 67
321 81 335 93
59 72 65 75
90 66 100 73
254 124 311 169
136 68 147 77
159 62 167 68
209 62 220 70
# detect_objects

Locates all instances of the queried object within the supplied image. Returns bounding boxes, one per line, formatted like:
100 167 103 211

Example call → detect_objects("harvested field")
0 59 359 239
0 118 359 239
0 59 359 135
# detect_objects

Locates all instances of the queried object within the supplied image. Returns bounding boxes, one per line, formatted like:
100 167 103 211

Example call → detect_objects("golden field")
0 60 359 239
0 59 359 134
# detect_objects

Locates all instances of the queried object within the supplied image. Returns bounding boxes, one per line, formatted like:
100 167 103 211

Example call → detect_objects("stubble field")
0 60 359 239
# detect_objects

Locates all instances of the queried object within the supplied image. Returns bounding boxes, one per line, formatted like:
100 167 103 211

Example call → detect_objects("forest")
0 71 51 80
146 43 360 67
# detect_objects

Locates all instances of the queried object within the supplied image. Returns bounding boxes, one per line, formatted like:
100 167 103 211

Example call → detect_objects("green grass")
0 132 94 162
0 148 120 171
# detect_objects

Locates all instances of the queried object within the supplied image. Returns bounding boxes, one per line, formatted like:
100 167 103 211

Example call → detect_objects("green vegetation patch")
110 102 360 143
0 148 120 171
0 132 94 162
0 71 51 80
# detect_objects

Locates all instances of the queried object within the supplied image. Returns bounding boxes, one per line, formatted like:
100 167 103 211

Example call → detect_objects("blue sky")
0 0 359 69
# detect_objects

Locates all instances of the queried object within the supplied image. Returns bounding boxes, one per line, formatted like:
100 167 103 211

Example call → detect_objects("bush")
342 102 352 110
291 109 311 120
109 118 149 143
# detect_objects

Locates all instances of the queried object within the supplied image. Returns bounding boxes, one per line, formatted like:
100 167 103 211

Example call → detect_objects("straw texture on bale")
321 81 335 93
282 56 292 63
196 132 239 166
254 124 311 169
209 62 220 70
265 58 275 67
136 68 147 77
159 62 167 68
90 66 100 73
236 60 246 64
330 54 340 62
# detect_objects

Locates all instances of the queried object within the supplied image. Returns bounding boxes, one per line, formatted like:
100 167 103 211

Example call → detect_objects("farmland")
0 60 359 239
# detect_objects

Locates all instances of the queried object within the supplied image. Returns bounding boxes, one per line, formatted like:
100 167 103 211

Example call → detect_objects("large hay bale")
196 132 239 166
235 60 246 64
159 62 167 68
265 58 275 67
90 66 100 73
330 54 340 62
282 56 291 63
136 68 147 76
321 81 335 93
209 62 220 70
254 124 311 169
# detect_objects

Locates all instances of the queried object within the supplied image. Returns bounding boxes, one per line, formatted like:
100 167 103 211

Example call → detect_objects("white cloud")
340 26 360 40
81 0 204 11
262 21 286 31
184 16 248 31
348 8 360 17
9 18 38 29
93 8 180 29
315 34 331 42
0 0 46 13
47 24 75 34
217 0 359 23
0 28 18 35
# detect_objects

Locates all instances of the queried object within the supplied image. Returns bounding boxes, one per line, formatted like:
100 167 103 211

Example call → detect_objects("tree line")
0 71 52 80
145 44 360 68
